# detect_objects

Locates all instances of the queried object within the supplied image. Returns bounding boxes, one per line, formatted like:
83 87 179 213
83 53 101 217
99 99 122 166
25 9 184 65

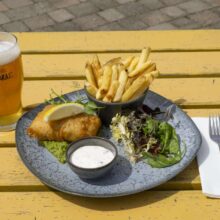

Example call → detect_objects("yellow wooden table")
1 31 220 220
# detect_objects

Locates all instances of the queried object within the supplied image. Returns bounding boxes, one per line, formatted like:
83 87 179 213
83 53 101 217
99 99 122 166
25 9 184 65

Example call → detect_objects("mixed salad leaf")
110 110 184 168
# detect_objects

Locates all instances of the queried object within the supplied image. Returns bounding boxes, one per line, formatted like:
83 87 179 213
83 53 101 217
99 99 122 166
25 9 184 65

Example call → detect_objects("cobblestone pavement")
0 0 220 32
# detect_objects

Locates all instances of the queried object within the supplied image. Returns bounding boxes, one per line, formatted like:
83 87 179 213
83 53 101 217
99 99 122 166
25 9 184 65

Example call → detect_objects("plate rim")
16 89 202 198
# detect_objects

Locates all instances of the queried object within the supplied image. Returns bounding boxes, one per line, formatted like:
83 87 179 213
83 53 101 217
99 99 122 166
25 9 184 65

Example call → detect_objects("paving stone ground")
0 0 220 32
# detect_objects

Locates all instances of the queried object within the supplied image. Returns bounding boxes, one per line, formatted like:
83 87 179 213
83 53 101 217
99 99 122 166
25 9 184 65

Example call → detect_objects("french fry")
145 74 154 84
93 55 101 69
85 48 159 102
125 61 149 90
104 57 121 67
122 56 134 68
99 65 112 95
104 80 120 102
150 70 160 79
136 47 151 69
118 63 126 73
131 81 149 100
98 75 103 88
96 68 104 88
96 88 105 100
143 63 156 74
143 71 159 89
130 63 156 80
113 70 128 102
103 96 111 102
125 77 133 90
91 66 100 84
103 65 119 102
128 60 152 77
127 72 156 100
135 73 156 99
92 55 102 83
122 75 148 102
96 66 112 100
85 62 97 88
111 65 118 82
143 71 158 91
85 82 97 97
127 56 139 73
144 70 159 80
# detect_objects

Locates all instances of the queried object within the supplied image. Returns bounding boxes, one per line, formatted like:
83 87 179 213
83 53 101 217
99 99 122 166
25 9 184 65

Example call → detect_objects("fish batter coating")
27 105 101 142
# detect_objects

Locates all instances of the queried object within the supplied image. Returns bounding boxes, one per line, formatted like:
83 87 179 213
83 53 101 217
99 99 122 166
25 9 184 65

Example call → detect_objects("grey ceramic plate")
16 90 201 198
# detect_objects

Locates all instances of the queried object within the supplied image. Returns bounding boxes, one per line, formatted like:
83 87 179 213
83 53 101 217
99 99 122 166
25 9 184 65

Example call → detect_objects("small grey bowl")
66 137 118 179
85 87 147 125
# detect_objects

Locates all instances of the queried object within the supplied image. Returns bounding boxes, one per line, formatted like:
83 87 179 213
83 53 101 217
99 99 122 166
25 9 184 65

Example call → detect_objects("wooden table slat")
20 78 220 109
0 148 200 191
22 52 220 79
0 191 219 220
15 31 220 53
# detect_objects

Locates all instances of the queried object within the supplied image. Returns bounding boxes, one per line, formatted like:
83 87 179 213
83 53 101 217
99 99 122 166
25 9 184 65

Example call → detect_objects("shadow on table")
55 190 177 211
156 160 201 191
54 156 201 211
54 132 202 211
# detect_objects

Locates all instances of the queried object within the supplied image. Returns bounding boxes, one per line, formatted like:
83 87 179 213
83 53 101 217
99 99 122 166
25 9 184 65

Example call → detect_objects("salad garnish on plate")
110 108 185 168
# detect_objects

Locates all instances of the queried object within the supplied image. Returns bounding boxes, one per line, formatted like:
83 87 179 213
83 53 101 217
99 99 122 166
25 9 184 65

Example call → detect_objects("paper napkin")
192 117 220 198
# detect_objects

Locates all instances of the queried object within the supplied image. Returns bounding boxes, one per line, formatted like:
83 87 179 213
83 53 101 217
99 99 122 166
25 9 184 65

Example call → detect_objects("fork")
209 114 220 150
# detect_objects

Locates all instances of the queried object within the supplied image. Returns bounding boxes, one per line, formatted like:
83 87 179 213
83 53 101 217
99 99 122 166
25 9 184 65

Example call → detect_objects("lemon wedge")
44 103 84 122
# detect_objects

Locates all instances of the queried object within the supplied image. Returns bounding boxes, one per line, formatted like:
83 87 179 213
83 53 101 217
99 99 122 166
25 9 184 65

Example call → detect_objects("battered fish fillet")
27 105 101 142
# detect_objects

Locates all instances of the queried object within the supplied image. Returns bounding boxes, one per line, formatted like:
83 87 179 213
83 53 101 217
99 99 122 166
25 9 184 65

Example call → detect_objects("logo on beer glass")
0 68 13 80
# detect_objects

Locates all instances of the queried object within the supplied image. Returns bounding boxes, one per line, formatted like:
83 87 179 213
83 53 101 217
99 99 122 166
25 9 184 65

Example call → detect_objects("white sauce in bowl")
70 146 115 169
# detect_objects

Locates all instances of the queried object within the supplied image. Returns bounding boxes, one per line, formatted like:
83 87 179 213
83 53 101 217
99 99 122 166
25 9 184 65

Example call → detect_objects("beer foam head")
0 41 20 66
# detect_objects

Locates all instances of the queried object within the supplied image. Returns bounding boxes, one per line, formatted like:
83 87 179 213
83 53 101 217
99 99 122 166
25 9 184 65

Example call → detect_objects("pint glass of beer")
0 32 23 131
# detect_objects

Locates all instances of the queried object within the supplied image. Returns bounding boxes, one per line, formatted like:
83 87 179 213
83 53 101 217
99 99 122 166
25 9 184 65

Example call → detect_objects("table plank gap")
20 48 220 54
23 74 220 80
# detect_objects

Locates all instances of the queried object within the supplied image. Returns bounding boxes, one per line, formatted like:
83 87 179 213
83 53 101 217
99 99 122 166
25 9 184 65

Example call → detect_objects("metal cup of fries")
84 48 159 125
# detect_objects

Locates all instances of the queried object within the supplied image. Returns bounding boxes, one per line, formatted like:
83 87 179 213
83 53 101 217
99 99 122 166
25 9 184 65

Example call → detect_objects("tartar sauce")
70 146 114 169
